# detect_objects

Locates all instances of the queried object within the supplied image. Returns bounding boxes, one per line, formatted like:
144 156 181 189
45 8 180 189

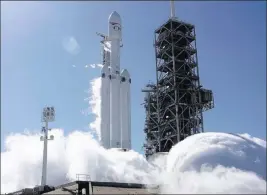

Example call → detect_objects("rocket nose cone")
111 11 119 16
109 11 121 24
121 69 130 78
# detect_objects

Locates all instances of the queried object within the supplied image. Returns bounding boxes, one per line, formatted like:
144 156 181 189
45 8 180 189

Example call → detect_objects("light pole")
40 107 55 187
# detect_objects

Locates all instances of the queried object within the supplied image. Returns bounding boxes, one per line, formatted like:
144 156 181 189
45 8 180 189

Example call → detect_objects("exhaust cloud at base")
2 129 266 194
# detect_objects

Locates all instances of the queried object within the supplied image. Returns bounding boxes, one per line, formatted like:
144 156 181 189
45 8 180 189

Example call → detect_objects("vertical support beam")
170 20 180 142
41 121 48 186
88 181 93 195
154 33 161 152
40 106 55 186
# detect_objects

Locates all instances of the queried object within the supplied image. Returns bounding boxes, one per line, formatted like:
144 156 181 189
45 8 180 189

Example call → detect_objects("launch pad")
43 181 159 195
8 180 159 195
142 7 214 158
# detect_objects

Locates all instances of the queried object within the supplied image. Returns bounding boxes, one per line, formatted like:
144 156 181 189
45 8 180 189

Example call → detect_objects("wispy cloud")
62 36 80 55
85 64 103 69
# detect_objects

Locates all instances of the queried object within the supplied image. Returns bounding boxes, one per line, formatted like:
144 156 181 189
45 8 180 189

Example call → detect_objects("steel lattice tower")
142 9 214 159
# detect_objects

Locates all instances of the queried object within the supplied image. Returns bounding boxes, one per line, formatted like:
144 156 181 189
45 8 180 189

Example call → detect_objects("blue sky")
1 1 266 153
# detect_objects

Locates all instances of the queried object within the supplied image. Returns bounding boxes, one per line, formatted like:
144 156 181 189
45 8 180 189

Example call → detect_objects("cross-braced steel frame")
143 18 214 159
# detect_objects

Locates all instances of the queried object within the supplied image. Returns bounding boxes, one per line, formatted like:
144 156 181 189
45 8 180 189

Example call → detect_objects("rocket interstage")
99 11 131 150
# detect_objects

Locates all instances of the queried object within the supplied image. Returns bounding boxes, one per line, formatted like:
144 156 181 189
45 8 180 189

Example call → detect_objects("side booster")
100 11 131 150
120 69 131 149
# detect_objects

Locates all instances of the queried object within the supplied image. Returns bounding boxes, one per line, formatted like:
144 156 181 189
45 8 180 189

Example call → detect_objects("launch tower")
142 2 214 159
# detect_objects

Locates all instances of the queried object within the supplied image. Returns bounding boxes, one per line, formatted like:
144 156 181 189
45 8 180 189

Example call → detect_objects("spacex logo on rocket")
110 22 121 31
99 11 131 150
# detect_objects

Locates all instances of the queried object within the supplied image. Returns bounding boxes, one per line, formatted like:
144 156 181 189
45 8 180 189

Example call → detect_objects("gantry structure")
142 16 214 159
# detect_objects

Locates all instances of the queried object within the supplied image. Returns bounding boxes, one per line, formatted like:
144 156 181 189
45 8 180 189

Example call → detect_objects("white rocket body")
109 11 122 148
120 69 131 149
100 11 131 150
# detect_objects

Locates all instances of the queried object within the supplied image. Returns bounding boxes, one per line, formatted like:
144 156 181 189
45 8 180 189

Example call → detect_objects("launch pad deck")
43 181 159 195
8 181 159 195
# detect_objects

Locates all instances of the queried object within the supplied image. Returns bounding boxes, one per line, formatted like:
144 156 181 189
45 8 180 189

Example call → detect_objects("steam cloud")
1 76 266 194
88 77 101 139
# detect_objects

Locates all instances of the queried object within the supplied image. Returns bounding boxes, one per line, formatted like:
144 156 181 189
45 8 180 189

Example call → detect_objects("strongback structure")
142 10 214 159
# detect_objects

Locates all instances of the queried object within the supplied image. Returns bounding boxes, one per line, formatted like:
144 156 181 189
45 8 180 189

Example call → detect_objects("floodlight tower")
40 107 55 186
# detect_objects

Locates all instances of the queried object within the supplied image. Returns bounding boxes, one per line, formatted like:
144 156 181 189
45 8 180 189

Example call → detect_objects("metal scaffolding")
142 17 214 159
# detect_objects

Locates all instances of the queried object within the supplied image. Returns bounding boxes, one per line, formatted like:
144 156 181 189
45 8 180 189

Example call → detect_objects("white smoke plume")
1 76 266 194
161 132 266 194
88 77 101 139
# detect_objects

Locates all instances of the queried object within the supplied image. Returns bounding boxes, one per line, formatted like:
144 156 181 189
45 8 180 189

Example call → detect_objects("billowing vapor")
161 132 266 194
1 76 266 194
88 77 101 139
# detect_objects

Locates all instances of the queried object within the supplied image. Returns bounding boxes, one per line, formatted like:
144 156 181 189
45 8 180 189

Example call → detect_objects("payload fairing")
100 11 131 150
